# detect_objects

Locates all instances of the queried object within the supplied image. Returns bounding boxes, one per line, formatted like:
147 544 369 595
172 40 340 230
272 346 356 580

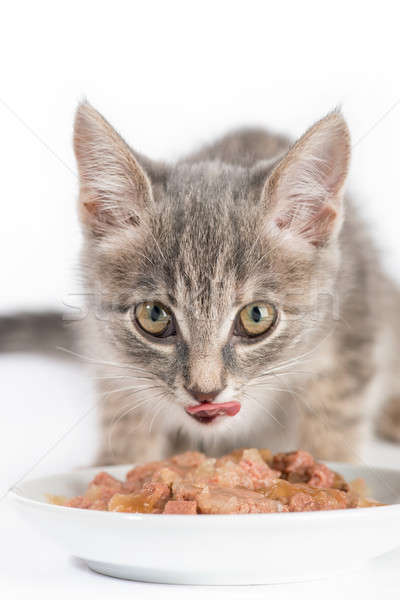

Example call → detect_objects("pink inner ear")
267 112 350 247
297 203 338 247
80 200 115 227
81 200 140 229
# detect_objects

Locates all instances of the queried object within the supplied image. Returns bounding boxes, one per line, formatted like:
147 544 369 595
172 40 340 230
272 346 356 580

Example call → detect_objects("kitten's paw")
376 396 400 443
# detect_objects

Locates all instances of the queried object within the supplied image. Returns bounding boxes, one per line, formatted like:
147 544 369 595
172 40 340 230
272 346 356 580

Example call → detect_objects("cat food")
56 448 382 514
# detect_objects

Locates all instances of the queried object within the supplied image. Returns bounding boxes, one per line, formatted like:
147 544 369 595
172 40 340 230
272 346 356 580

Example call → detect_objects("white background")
1 1 400 598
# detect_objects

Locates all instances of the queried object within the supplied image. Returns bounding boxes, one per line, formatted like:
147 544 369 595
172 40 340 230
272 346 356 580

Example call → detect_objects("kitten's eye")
135 302 174 337
236 302 277 338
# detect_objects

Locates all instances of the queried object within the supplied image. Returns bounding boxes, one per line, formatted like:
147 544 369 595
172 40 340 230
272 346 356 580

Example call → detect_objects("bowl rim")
8 460 400 523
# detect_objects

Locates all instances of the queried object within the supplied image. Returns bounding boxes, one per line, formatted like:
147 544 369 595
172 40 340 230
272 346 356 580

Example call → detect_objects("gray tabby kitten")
58 104 400 463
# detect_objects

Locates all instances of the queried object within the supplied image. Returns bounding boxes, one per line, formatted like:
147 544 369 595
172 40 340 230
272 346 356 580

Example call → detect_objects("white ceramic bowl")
9 462 400 585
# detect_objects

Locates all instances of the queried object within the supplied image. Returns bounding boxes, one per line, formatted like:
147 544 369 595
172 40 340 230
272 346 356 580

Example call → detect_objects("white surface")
8 463 400 585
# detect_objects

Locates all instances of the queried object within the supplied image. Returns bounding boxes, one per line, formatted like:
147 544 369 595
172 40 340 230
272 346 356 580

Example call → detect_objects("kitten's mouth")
186 401 241 424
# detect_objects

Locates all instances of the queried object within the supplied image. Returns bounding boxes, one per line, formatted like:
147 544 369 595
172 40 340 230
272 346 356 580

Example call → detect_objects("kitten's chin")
186 413 233 426
185 412 240 433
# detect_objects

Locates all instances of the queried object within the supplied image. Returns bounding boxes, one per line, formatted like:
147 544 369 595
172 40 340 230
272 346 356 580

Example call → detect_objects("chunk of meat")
173 480 208 501
272 451 336 489
152 466 182 487
188 458 217 484
216 448 246 465
83 472 125 506
108 481 170 513
197 485 288 514
163 500 197 514
91 471 124 490
209 460 254 489
288 490 347 512
267 479 348 511
307 463 335 488
89 499 109 511
171 451 206 468
67 495 92 509
272 450 315 476
66 472 126 510
239 448 280 489
126 461 168 487
288 492 316 512
258 448 273 466
84 484 120 505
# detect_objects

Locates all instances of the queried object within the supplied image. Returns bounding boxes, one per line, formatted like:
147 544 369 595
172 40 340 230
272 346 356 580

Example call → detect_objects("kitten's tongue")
186 401 241 418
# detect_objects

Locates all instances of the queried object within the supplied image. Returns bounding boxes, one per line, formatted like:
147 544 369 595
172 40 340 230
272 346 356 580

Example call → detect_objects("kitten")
2 103 399 464
70 102 399 465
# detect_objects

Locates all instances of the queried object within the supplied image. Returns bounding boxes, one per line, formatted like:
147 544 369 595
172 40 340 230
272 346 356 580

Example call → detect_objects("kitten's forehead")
158 163 262 313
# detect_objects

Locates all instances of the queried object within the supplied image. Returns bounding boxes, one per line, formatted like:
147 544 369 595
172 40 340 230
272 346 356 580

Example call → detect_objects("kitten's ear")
262 111 350 248
73 101 153 234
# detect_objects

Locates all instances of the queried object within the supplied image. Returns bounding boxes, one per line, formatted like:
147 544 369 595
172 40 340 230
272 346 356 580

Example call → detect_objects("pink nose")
185 387 222 403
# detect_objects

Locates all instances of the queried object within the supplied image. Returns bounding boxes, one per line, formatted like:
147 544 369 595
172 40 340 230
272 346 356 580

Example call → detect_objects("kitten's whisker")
243 385 293 418
134 250 154 266
109 395 152 428
242 391 285 429
92 373 154 383
140 221 167 263
107 391 159 456
260 369 314 379
251 329 334 381
92 375 133 381
102 384 163 398
246 382 302 393
57 346 154 377
148 397 168 434
108 384 165 425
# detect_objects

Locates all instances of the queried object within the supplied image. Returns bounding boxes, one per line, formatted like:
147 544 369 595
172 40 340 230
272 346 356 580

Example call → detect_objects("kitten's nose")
185 386 222 403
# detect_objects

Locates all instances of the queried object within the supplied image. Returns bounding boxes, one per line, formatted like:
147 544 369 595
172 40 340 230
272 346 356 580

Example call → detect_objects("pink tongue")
186 401 241 418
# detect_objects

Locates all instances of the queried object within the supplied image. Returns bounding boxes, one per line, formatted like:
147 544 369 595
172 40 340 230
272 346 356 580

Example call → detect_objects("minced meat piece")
267 479 348 511
171 451 206 468
108 481 170 513
197 486 288 514
239 448 280 489
272 450 315 476
163 500 197 514
307 462 335 488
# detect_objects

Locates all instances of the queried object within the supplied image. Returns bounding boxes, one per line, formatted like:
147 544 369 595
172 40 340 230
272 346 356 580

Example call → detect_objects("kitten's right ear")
261 111 350 248
73 102 153 234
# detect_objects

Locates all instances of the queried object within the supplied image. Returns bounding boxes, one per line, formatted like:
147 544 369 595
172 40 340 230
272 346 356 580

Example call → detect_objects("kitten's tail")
0 312 77 358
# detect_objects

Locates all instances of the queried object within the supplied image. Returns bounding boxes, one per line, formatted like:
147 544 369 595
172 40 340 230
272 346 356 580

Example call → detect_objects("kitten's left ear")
73 101 154 235
263 111 351 248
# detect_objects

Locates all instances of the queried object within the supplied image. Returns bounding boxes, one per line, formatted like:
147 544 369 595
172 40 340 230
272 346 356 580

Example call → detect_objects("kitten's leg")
94 384 171 466
298 368 374 462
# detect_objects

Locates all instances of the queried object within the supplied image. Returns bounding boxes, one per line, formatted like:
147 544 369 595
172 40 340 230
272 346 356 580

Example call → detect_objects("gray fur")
71 103 400 464
2 104 399 465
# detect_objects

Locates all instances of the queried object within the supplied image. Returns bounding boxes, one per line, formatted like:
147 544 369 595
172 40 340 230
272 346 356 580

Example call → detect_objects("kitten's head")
74 103 350 442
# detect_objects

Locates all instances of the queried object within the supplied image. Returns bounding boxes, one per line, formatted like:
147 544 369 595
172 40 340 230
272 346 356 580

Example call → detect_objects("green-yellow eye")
237 302 277 338
135 302 173 337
